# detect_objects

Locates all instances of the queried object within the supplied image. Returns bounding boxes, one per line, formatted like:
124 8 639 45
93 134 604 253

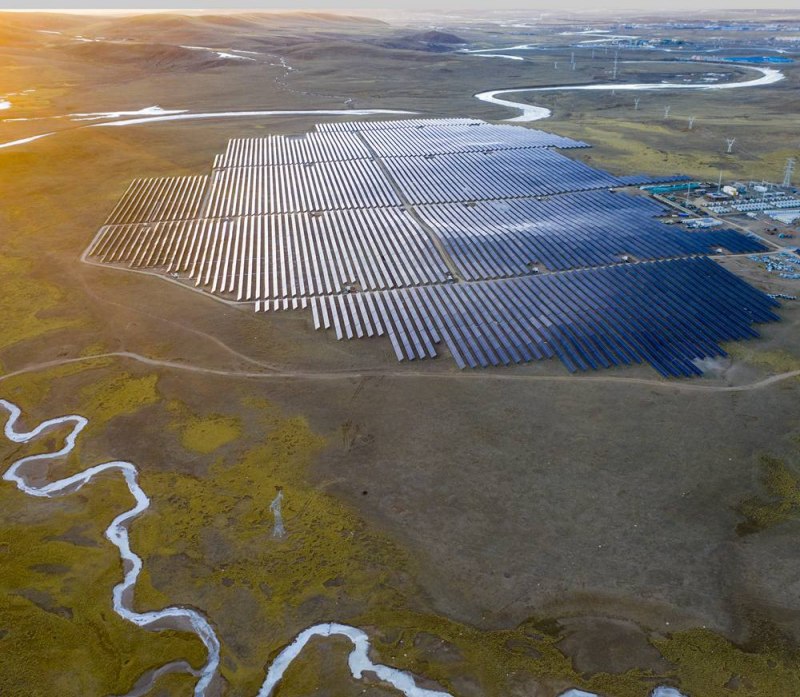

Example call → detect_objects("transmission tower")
664 105 671 118
634 97 640 110
612 51 619 79
725 138 736 154
783 157 795 188
688 116 695 129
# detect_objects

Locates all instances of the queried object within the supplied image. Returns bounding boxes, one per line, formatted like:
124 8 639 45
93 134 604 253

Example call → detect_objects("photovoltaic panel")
217 133 372 167
103 175 209 225
89 208 449 300
90 116 781 377
203 159 401 215
415 190 767 279
361 123 587 157
383 148 623 204
308 257 780 377
315 118 485 132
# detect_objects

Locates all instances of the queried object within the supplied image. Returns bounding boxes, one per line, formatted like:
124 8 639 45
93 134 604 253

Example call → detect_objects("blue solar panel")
415 190 767 279
383 149 623 204
91 117 782 378
312 257 780 377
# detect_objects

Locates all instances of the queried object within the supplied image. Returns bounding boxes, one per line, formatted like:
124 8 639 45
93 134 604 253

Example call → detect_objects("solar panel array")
315 117 486 132
89 117 777 377
416 190 766 279
383 149 623 204
308 257 779 377
104 175 209 225
91 209 448 300
360 123 588 157
203 160 400 215
216 133 371 167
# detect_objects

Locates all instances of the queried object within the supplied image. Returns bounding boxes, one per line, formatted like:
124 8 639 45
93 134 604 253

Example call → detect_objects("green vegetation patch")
0 256 79 361
0 471 206 696
655 628 800 697
723 344 800 374
0 358 113 411
132 397 660 696
167 401 242 454
359 610 655 697
78 371 159 429
736 455 800 536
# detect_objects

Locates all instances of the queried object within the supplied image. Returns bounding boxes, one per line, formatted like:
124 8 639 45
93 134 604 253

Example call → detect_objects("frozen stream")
0 107 414 149
91 107 414 127
0 61 783 147
0 399 449 696
0 397 690 696
475 64 785 121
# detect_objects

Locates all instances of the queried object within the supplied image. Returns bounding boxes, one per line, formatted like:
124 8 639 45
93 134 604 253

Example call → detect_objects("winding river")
0 398 451 697
474 64 785 122
0 396 691 697
0 61 787 147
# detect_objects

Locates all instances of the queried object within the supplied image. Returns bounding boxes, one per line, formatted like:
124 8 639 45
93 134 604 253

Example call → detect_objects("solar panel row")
360 123 588 157
306 257 779 377
217 133 372 167
315 117 486 132
383 149 623 204
416 190 767 279
616 173 693 186
89 208 449 300
203 160 401 216
104 175 209 225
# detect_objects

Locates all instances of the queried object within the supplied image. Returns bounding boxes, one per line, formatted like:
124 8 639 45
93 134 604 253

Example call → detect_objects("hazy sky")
2 1 798 12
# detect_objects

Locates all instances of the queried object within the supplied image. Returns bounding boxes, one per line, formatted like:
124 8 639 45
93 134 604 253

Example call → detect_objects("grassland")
1 9 800 697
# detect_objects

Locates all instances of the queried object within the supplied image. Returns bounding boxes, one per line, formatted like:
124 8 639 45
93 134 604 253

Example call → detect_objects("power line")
783 157 795 188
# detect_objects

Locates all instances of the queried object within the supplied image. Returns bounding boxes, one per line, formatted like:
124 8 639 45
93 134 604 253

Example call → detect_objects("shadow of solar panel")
311 257 780 377
415 190 768 279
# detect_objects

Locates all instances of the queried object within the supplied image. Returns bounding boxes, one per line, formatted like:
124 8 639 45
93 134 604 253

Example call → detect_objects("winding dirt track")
1 350 797 393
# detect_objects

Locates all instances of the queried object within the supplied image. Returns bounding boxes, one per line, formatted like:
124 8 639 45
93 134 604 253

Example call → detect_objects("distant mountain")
0 11 91 45
376 29 467 53
61 41 230 72
408 30 465 44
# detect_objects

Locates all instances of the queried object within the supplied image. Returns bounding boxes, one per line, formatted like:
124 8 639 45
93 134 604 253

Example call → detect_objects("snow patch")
69 105 188 122
92 108 415 127
0 133 55 149
181 45 257 61
475 54 524 61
